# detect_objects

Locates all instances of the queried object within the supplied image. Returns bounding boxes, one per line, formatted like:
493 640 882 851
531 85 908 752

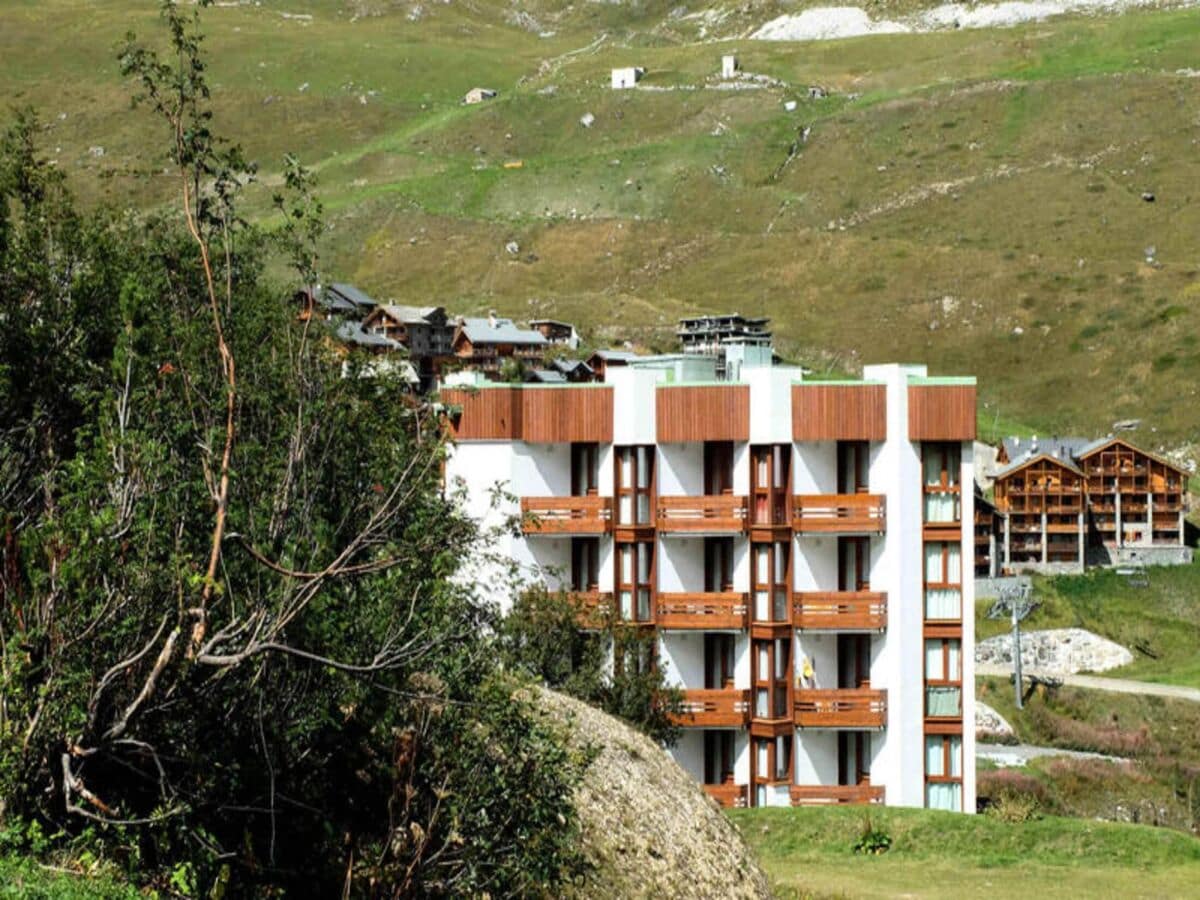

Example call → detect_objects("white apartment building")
442 356 976 813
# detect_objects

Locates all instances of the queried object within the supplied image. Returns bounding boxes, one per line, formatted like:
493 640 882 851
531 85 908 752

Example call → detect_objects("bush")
852 813 892 855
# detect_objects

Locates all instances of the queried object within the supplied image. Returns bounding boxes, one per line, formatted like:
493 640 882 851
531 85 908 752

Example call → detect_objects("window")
571 443 599 495
616 541 653 621
752 542 790 623
923 541 962 620
753 735 792 786
837 441 869 494
704 538 734 592
838 538 870 592
571 538 599 592
925 639 962 718
751 444 790 525
616 446 653 525
752 638 791 720
923 443 962 523
925 735 963 811
704 441 734 495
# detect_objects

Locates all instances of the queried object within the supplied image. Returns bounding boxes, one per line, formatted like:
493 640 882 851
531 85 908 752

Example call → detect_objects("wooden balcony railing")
657 495 747 533
793 592 887 630
656 592 748 629
793 494 885 533
521 496 611 534
790 784 884 806
795 688 887 729
703 783 749 809
672 688 750 728
569 591 612 628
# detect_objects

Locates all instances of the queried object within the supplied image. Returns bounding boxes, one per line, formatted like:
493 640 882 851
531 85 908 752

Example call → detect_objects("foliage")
0 3 587 895
851 812 892 855
499 586 684 747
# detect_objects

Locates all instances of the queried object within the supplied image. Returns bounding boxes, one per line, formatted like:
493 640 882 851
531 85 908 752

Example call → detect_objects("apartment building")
441 358 977 813
991 436 1190 572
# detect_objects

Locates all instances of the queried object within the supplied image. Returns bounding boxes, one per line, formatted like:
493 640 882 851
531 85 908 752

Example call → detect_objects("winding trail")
977 663 1200 702
977 742 1125 766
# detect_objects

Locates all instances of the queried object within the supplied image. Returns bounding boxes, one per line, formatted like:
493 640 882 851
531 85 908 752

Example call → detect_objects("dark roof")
336 321 401 350
524 369 568 384
994 452 1084 480
456 317 548 347
588 349 638 363
1074 436 1189 474
550 358 593 376
529 319 575 329
326 283 379 312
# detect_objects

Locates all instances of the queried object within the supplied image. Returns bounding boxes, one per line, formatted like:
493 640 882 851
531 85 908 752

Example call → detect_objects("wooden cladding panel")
656 385 749 442
443 388 613 442
792 385 887 441
442 388 522 440
520 388 612 443
908 385 976 441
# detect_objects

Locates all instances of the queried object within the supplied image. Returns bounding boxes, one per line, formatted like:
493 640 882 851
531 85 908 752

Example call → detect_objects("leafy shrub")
852 813 892 855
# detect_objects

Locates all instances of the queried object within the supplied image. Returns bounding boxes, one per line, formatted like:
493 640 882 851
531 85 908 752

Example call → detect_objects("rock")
784 100 797 111
1012 326 1024 335
976 628 1134 676
975 701 1014 740
580 112 595 128
87 146 105 158
534 689 770 899
298 82 310 92
1142 192 1155 202
505 241 520 255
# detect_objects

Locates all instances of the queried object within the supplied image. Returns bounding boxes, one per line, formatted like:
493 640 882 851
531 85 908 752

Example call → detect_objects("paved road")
977 742 1124 767
976 663 1200 702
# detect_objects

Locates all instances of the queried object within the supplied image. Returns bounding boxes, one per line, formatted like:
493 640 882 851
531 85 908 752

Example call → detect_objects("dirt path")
977 663 1200 702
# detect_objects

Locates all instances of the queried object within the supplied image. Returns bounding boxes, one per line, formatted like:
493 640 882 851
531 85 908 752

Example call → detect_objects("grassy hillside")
977 559 1200 688
732 805 1200 899
3 1 1200 444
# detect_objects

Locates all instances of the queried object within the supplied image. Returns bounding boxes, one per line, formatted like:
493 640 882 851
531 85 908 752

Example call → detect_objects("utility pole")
994 581 1034 710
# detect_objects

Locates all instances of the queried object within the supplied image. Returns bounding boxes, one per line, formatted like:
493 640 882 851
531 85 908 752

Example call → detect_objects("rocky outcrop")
534 688 771 900
976 628 1133 675
975 701 1015 740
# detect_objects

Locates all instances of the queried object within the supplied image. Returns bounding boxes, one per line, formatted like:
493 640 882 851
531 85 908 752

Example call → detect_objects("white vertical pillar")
1115 491 1122 549
1041 511 1048 565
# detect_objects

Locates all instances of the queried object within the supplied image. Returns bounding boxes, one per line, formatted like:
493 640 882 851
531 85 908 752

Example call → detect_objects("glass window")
925 736 945 776
926 782 962 811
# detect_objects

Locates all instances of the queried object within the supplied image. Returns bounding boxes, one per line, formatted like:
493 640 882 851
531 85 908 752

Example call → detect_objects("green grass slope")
732 805 1200 899
3 1 1200 443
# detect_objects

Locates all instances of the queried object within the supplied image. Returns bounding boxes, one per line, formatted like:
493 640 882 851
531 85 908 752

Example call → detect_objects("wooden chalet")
992 453 1086 570
1075 437 1188 549
451 314 548 375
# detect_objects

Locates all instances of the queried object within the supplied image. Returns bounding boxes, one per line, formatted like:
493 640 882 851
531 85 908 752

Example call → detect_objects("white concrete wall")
747 366 801 445
793 535 837 591
732 442 752 495
658 538 705 593
795 632 837 690
733 633 751 690
794 731 839 784
794 441 837 494
512 442 571 497
610 367 659 444
670 729 705 781
659 632 705 688
658 443 703 496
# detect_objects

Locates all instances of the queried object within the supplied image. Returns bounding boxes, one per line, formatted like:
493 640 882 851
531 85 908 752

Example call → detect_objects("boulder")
976 628 1133 675
975 701 1015 740
534 688 771 899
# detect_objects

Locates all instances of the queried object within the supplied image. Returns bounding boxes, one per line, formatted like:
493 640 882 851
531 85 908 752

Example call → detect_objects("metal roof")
456 317 548 346
336 321 401 349
326 283 378 310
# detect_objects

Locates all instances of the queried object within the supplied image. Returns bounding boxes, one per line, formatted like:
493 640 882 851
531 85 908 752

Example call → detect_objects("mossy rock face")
535 688 772 899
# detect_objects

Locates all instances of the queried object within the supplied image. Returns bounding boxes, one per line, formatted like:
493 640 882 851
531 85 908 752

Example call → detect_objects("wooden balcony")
656 592 748 630
795 688 887 729
793 592 887 631
793 494 885 534
672 688 750 728
657 495 748 534
521 496 611 535
790 784 884 806
703 783 749 809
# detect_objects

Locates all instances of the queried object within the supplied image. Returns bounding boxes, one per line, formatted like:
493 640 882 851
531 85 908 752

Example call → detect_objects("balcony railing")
656 592 748 629
703 783 749 809
521 496 611 535
657 495 748 533
793 494 885 533
789 784 885 806
795 688 887 729
793 592 887 630
672 688 750 728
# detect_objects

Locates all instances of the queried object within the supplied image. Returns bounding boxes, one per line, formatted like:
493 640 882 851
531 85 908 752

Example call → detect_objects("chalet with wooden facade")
442 359 977 814
451 314 548 375
990 436 1191 572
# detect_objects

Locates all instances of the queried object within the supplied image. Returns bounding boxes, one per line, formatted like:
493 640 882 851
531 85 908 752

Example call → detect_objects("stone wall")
974 575 1031 599
976 628 1133 675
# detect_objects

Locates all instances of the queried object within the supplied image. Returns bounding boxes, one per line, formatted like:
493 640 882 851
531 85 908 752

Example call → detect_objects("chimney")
488 310 498 329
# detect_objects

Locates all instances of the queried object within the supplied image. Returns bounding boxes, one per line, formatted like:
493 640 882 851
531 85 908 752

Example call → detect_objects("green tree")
499 587 683 747
0 3 587 895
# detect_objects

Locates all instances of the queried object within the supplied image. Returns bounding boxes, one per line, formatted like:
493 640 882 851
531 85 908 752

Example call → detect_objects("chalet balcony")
793 494 885 534
521 496 611 535
703 783 749 809
790 784 884 806
657 495 748 534
793 592 887 631
672 688 751 728
794 688 887 729
656 592 749 630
